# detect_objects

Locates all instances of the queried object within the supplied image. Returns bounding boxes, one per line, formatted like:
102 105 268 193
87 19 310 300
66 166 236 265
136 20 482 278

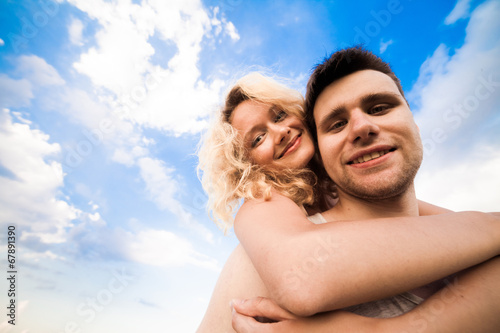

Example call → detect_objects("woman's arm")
231 256 500 333
196 244 270 333
234 193 500 316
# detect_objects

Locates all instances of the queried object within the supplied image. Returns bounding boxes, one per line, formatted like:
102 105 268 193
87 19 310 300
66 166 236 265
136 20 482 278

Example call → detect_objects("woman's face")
230 100 315 169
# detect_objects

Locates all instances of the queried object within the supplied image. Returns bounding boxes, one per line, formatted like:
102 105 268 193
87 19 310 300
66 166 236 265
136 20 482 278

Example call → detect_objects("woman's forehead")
230 100 272 127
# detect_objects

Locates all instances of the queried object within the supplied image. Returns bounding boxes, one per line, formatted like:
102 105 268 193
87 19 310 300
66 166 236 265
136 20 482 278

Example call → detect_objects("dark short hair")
304 46 406 140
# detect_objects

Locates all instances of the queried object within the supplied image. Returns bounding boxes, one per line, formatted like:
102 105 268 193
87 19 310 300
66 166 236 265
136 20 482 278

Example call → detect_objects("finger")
232 297 296 321
232 308 271 333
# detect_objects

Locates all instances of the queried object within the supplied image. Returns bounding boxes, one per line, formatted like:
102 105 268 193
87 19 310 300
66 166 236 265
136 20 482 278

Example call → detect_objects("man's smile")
347 147 396 165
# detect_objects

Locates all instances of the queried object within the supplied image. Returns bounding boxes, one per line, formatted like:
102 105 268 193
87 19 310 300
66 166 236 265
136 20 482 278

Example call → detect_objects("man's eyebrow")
361 92 402 105
316 92 402 132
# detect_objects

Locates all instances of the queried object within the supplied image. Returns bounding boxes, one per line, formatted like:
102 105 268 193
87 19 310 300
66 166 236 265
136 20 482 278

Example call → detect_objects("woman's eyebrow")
243 125 260 144
242 105 275 143
268 105 281 116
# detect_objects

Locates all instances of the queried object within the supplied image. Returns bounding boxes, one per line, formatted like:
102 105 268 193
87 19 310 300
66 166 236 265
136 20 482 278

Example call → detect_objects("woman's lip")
280 135 302 158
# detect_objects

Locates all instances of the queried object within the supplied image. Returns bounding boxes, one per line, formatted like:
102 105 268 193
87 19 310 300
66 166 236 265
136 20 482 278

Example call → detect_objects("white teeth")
352 150 389 164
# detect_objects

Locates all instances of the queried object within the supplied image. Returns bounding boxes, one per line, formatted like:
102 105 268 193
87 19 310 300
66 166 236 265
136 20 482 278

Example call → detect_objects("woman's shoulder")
240 189 301 209
236 190 307 223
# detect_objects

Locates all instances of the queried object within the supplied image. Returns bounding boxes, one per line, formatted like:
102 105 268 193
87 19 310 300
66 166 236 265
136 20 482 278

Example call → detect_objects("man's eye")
369 105 390 115
251 134 265 148
329 120 347 132
274 111 287 122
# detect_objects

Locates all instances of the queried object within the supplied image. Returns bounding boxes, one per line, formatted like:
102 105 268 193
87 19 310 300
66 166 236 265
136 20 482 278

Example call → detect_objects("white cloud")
127 229 218 269
15 55 65 87
1 1 227 252
137 157 214 243
45 1 235 231
90 202 99 211
445 0 472 25
412 0 500 210
0 300 29 332
211 8 239 41
137 157 181 211
126 67 224 135
111 146 148 166
69 17 84 46
412 0 500 159
65 210 217 269
379 39 394 54
416 149 500 212
23 250 66 262
0 38 4 46
0 109 79 243
68 0 232 135
224 21 240 41
72 0 156 93
0 75 33 108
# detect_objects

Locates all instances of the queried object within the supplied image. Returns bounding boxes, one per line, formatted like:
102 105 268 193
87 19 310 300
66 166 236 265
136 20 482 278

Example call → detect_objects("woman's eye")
274 111 287 122
251 134 264 148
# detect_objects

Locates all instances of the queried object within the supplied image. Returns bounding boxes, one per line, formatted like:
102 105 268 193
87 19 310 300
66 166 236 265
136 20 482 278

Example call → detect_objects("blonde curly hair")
197 72 334 233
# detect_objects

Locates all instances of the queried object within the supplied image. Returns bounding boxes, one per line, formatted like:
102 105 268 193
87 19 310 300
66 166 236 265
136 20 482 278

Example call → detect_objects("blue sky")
0 0 499 332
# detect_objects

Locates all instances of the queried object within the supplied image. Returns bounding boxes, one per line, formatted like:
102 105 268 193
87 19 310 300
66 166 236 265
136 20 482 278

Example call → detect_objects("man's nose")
348 109 380 143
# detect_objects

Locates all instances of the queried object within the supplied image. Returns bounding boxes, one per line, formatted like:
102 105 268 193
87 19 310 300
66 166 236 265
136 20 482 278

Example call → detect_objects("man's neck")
322 184 419 222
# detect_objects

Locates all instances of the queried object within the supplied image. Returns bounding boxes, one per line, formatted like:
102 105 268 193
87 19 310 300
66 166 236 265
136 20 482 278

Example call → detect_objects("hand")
231 297 297 333
230 297 379 333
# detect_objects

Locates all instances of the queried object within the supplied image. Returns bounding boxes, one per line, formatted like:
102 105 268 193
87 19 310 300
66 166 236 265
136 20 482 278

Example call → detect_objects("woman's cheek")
251 149 271 166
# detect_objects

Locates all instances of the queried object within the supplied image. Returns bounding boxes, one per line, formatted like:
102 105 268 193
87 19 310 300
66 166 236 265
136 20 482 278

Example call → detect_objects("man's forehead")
313 70 400 117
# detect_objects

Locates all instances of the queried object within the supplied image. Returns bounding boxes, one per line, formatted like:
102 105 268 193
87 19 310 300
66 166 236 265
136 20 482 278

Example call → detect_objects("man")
197 47 500 332
229 46 500 332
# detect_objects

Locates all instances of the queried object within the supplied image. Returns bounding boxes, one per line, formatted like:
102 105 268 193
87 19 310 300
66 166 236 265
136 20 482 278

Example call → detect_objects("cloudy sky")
0 0 499 332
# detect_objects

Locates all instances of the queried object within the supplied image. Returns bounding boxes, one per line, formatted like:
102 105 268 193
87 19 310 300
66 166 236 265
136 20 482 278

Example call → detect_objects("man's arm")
234 193 500 316
231 256 500 333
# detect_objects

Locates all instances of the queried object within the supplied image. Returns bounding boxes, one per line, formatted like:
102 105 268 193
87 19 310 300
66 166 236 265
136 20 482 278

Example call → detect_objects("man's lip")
277 134 302 159
347 146 396 164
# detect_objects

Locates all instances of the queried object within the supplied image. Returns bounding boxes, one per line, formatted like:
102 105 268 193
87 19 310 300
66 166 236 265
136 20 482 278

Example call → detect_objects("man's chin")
338 177 414 201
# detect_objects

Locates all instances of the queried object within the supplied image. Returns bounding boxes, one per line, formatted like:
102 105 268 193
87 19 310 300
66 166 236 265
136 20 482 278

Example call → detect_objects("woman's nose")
274 125 291 145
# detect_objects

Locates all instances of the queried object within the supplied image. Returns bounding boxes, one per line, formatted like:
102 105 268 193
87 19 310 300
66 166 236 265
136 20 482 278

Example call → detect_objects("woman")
198 71 332 233
196 72 500 332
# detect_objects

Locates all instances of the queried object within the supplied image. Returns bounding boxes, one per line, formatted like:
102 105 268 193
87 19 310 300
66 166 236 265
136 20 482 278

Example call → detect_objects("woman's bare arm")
196 244 270 333
234 193 500 316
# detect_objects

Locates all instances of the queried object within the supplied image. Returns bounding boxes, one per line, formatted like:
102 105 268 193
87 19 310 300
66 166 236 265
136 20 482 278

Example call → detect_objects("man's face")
313 69 423 200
